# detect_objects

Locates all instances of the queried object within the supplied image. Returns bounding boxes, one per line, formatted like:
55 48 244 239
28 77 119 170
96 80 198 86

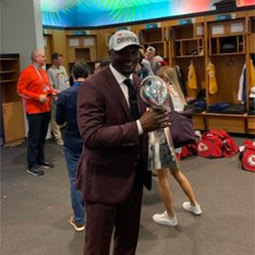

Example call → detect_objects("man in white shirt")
47 53 69 145
145 46 167 74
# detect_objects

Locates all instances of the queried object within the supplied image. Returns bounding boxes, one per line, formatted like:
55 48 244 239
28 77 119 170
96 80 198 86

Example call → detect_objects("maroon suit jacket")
76 66 151 205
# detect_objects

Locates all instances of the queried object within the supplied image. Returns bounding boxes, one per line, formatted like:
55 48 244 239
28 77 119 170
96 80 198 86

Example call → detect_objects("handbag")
168 97 196 148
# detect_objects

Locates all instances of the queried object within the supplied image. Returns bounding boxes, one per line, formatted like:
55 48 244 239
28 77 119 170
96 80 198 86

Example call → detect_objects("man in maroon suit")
77 30 170 255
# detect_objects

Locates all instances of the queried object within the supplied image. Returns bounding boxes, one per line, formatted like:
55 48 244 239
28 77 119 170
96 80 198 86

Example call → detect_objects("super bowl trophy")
140 76 179 168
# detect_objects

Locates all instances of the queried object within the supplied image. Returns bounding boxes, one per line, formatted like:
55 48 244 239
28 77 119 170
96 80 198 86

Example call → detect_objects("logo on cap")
109 30 143 51
116 36 138 45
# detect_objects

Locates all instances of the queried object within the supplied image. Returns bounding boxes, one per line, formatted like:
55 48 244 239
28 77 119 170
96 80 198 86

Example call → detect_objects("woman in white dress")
149 66 202 227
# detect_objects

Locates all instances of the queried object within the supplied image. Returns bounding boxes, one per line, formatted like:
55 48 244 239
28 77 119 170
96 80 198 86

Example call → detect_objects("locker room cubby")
171 23 205 57
0 54 25 145
139 27 166 58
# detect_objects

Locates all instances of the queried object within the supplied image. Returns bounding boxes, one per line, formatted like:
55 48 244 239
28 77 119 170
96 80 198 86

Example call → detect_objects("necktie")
123 79 140 120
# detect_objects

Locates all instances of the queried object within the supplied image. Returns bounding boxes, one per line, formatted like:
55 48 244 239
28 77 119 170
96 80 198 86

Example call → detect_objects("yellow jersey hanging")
249 58 255 87
207 61 218 94
188 61 197 90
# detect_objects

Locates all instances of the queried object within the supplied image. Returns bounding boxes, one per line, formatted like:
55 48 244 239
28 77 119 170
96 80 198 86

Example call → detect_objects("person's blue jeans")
64 146 85 224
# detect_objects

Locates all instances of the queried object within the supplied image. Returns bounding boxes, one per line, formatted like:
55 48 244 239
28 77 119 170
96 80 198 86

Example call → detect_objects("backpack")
197 129 238 158
239 140 255 172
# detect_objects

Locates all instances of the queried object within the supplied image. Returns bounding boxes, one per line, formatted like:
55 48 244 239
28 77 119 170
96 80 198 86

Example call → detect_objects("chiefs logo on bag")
197 129 238 158
239 140 255 172
197 133 222 158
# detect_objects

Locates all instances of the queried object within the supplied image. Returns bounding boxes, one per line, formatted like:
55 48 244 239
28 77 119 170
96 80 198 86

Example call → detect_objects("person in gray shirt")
47 53 69 145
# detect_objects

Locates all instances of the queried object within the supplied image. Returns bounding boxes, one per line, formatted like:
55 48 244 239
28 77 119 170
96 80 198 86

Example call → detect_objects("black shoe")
40 160 54 169
27 166 45 176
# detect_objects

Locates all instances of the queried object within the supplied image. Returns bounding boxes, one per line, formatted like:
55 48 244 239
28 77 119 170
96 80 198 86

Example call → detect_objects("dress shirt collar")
52 65 61 69
109 64 133 84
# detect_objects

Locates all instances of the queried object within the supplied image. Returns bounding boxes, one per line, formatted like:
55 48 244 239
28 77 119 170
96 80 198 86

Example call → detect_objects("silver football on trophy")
140 75 169 107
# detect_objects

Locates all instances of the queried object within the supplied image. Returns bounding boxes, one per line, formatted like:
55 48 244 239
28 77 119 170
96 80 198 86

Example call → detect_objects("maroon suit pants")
84 189 143 255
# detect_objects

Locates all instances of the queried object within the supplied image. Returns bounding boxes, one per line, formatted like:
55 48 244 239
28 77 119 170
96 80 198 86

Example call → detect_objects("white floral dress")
148 86 184 171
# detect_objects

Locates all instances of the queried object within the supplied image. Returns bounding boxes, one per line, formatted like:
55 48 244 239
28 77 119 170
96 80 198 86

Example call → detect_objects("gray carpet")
1 136 254 255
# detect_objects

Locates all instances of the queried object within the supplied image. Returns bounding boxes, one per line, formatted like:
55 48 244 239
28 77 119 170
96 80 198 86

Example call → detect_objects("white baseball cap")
146 46 156 54
108 30 143 51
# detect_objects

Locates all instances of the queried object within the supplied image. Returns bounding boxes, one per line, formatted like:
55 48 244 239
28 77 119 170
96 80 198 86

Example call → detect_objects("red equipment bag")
197 133 222 158
180 143 197 159
239 140 255 172
222 137 239 157
197 129 238 158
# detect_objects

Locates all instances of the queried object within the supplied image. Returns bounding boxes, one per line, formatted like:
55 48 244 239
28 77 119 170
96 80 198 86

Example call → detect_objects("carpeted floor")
1 136 254 255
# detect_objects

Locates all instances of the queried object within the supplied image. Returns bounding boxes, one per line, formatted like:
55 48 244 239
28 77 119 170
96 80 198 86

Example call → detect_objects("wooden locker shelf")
0 79 18 84
209 52 245 56
0 70 16 74
139 26 168 57
246 115 255 135
174 38 204 57
168 22 206 101
2 101 25 145
0 54 25 145
0 58 19 61
192 113 206 130
176 55 204 58
204 113 246 134
43 34 53 65
140 27 162 42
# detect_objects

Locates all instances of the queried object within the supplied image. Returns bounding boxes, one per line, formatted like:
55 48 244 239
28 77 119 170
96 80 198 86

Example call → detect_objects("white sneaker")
152 211 178 227
182 201 202 215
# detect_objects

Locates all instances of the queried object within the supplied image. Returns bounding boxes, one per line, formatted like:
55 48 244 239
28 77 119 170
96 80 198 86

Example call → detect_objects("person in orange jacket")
17 49 58 176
